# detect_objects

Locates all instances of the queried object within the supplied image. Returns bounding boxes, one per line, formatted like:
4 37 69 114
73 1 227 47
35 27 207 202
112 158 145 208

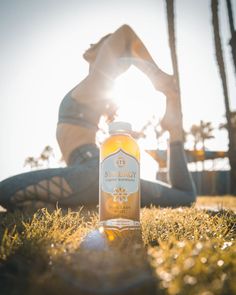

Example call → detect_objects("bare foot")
152 72 178 98
160 92 183 134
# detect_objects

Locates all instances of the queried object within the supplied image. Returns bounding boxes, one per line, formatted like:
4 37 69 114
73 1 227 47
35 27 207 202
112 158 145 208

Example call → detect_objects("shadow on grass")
0 216 157 295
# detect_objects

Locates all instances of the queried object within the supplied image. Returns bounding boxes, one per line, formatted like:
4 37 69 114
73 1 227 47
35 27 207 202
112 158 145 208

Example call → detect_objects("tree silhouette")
165 0 184 137
211 0 236 194
219 111 236 146
24 145 54 170
165 0 181 97
189 121 215 170
24 156 40 170
226 0 236 73
39 145 54 168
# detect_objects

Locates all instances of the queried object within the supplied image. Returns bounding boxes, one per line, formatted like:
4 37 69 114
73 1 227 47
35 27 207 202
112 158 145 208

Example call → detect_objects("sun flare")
112 67 166 147
110 67 167 180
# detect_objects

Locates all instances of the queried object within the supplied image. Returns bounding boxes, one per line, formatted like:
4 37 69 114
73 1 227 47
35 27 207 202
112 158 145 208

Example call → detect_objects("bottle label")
100 149 140 222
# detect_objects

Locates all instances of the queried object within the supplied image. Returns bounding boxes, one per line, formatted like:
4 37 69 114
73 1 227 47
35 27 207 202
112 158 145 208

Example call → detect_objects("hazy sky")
0 0 235 180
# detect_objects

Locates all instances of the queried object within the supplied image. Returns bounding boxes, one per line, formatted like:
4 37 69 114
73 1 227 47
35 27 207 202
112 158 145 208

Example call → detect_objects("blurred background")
0 0 235 195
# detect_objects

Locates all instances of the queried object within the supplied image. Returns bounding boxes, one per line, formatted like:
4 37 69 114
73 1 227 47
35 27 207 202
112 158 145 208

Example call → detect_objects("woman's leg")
141 94 196 207
0 156 99 211
141 142 196 207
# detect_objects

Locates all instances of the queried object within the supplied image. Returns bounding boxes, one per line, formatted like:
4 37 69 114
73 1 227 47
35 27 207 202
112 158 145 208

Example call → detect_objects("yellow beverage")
99 121 140 231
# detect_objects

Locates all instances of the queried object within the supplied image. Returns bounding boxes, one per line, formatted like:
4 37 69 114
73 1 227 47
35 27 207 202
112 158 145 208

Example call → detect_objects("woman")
0 25 196 211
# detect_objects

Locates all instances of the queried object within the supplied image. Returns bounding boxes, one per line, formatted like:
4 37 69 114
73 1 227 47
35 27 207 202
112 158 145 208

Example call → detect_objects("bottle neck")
109 131 131 136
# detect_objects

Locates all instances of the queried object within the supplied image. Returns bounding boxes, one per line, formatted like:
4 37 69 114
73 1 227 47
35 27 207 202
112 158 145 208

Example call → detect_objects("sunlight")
112 66 166 149
111 67 167 180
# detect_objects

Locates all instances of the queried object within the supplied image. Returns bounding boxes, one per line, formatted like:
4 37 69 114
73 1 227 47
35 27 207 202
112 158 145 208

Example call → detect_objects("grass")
0 196 235 295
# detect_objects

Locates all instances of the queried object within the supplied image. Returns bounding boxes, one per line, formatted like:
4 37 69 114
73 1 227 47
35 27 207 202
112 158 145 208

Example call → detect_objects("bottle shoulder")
100 133 140 160
102 133 137 145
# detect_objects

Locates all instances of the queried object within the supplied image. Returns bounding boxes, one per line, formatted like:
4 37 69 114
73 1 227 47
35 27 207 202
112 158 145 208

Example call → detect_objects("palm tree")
39 145 54 168
165 0 180 89
24 156 39 170
190 124 201 151
24 145 54 170
199 121 215 151
219 111 236 146
211 0 236 194
165 0 182 127
189 121 215 171
189 124 201 171
188 121 214 194
226 0 236 73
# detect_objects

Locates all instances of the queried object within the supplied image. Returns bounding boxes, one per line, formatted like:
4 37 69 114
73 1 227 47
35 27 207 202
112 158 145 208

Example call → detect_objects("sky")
0 0 235 180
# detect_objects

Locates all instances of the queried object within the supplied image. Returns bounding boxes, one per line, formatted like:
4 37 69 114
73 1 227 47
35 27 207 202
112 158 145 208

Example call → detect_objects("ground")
0 196 235 295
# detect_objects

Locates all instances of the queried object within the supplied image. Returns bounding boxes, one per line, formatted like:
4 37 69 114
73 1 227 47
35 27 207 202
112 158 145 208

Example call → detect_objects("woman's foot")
160 92 184 142
152 71 177 98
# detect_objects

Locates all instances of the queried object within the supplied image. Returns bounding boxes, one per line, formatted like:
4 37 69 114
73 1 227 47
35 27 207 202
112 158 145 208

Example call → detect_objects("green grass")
0 197 235 295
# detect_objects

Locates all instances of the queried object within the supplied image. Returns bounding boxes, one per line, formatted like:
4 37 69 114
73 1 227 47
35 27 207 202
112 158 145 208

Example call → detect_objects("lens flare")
112 67 166 134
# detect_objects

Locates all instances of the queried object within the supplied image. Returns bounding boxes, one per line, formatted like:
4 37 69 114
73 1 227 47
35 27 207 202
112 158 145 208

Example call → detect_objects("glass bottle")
99 121 140 231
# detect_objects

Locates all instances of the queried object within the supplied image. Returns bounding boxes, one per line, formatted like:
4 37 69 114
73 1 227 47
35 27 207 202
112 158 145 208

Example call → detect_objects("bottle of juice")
99 121 140 231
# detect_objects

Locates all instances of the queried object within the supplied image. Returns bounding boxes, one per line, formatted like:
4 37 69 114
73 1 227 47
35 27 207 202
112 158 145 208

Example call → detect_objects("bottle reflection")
78 227 156 294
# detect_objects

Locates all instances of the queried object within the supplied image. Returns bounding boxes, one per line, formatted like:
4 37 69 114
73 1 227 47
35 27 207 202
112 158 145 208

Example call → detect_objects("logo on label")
115 156 126 168
101 149 139 203
112 187 128 203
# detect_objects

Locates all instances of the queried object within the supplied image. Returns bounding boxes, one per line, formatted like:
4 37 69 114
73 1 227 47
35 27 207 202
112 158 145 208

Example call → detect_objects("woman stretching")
0 25 196 211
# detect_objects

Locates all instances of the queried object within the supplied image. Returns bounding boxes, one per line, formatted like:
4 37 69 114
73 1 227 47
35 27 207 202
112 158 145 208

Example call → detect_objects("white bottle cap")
108 121 132 134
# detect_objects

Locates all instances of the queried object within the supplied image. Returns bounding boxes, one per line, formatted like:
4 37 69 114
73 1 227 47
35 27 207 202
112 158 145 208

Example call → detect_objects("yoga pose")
0 25 196 211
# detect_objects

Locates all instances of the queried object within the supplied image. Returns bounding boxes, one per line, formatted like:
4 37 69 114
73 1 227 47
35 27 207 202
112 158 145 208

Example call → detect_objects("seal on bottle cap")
108 121 132 133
